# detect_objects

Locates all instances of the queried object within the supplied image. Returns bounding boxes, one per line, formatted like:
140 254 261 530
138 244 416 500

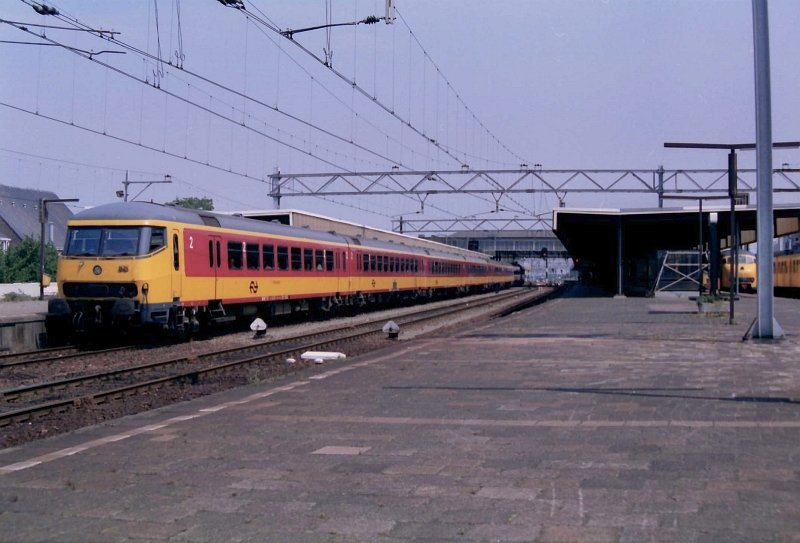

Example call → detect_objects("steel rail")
0 345 132 369
0 288 549 427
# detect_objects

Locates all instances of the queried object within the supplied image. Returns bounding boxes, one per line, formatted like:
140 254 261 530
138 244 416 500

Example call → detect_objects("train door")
171 229 182 300
209 234 222 299
343 244 352 294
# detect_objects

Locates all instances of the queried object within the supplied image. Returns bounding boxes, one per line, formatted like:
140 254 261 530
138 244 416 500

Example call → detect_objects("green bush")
2 291 35 302
0 236 58 283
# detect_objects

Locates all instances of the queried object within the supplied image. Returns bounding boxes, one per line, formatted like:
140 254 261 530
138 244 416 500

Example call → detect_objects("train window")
315 249 324 271
208 240 214 268
65 227 101 256
99 228 139 257
325 250 334 271
263 244 274 270
246 243 260 270
304 248 314 271
277 246 289 270
389 257 396 272
147 227 166 253
227 241 243 270
291 247 302 271
363 254 369 271
216 241 221 268
377 255 384 273
173 234 180 271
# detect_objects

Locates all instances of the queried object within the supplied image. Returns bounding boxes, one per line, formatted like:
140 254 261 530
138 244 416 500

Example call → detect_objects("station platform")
0 301 48 352
1 287 800 542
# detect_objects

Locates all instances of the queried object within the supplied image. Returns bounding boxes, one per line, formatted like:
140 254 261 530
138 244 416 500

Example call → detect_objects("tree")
166 197 214 211
0 236 59 283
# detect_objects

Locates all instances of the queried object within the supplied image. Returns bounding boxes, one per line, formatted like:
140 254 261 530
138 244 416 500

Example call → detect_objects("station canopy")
552 204 800 294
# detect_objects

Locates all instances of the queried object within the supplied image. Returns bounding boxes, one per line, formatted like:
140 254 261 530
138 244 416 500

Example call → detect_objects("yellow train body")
774 253 800 292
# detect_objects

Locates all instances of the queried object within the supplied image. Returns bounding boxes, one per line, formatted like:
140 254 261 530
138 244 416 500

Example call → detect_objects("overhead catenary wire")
2 19 460 218
13 9 426 174
237 1 472 169
395 7 531 168
16 2 471 174
41 5 493 217
15 0 520 176
2 17 393 171
8 1 527 219
216 7 537 214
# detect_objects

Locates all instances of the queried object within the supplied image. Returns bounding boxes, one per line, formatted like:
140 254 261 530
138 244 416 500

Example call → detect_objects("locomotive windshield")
64 226 166 257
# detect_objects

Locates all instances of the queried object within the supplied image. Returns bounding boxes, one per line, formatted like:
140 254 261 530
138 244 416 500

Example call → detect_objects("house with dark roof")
0 185 73 251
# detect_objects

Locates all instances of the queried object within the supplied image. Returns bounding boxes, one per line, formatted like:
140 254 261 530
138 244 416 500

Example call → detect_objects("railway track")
0 345 132 370
0 287 555 436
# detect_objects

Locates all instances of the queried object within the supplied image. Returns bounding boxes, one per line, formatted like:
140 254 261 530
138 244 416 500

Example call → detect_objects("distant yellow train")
720 251 757 292
717 250 800 296
774 252 800 296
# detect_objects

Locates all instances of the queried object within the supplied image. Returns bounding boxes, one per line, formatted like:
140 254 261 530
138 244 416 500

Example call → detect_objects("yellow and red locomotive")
46 202 516 341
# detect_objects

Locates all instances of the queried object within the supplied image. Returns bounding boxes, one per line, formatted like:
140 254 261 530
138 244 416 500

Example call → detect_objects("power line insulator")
32 3 59 15
216 0 245 9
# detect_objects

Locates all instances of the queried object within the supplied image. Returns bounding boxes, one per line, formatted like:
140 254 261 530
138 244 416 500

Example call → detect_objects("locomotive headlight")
142 282 149 295
92 265 102 275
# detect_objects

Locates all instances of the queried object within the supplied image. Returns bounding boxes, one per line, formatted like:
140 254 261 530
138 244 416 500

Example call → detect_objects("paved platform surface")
2 287 800 542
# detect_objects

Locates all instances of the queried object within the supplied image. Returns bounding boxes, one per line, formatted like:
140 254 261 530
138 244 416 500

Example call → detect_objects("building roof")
0 184 73 247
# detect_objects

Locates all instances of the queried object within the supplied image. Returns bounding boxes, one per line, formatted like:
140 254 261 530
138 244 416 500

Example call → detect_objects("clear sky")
1 0 798 230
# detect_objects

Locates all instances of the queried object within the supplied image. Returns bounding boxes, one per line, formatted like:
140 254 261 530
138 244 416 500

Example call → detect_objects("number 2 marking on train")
189 236 194 249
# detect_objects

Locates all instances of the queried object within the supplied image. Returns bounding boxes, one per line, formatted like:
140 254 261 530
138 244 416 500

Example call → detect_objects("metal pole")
269 170 282 209
751 0 781 338
39 199 46 300
728 150 737 325
124 170 129 202
617 217 623 296
657 165 664 209
709 213 719 296
698 199 703 297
